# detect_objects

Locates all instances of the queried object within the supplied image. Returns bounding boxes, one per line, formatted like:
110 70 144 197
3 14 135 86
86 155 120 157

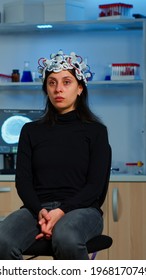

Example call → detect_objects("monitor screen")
0 109 44 154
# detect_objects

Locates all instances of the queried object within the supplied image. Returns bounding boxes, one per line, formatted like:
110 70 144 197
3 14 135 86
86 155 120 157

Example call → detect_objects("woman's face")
46 70 83 114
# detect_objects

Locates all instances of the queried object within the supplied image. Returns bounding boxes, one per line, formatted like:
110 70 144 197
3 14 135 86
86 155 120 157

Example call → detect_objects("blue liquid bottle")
21 61 33 82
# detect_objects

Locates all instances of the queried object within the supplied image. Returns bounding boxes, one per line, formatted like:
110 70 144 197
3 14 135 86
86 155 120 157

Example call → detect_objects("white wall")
0 29 144 169
0 0 145 171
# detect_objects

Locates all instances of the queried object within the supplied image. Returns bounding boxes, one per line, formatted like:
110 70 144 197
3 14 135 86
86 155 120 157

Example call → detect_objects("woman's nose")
55 82 63 92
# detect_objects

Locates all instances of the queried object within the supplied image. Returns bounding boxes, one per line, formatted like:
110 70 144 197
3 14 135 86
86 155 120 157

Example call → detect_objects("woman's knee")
52 220 89 259
52 219 81 252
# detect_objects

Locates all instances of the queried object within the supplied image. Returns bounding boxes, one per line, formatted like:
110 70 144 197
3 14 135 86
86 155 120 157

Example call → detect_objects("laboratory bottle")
12 69 20 82
21 61 33 82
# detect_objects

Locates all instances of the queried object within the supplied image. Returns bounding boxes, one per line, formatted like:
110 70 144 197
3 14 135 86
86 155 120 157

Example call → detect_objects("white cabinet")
108 182 146 259
96 181 146 260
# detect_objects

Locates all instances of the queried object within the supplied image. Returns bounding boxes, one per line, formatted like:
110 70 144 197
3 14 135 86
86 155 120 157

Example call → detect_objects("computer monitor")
0 109 44 174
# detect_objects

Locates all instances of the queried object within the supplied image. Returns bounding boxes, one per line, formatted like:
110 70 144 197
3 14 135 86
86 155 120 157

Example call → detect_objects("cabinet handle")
112 187 119 222
0 187 11 193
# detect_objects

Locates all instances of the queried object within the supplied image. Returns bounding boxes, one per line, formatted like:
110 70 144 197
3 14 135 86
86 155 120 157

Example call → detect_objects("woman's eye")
64 80 71 85
48 81 56 86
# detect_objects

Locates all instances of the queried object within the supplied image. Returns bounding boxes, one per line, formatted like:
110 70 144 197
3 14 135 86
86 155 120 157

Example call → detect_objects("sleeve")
60 124 111 213
15 124 42 216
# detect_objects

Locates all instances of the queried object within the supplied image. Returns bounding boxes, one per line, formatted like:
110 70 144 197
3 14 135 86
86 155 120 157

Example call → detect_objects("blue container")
21 61 33 82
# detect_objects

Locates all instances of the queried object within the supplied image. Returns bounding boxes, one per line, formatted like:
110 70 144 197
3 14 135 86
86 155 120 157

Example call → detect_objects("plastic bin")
111 63 140 80
98 3 133 19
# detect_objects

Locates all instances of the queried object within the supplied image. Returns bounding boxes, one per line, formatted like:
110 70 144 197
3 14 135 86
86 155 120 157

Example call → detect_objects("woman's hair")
41 69 101 124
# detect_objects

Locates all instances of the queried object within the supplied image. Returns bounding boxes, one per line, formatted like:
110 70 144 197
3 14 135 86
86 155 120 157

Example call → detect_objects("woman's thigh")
52 207 103 260
53 207 103 242
0 208 39 256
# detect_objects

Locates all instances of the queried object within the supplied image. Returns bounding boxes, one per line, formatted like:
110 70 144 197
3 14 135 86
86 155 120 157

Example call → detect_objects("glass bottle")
21 61 33 82
11 69 20 82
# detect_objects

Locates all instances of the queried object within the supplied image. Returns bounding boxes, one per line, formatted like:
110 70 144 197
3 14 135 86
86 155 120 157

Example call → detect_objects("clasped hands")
36 208 65 240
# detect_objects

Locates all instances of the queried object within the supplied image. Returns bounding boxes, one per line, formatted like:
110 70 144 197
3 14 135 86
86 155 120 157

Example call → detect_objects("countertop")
0 174 146 182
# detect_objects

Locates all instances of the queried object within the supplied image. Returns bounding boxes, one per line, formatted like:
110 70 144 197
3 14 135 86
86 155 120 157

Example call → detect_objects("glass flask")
21 61 33 82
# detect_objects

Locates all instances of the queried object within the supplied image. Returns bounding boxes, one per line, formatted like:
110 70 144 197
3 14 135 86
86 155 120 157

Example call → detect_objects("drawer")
0 182 22 215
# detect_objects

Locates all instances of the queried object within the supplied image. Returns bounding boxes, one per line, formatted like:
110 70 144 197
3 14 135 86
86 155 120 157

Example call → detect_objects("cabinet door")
0 181 22 220
108 182 146 259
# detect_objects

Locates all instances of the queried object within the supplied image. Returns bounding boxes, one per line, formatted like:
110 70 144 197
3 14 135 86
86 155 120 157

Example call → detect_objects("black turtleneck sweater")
15 110 110 216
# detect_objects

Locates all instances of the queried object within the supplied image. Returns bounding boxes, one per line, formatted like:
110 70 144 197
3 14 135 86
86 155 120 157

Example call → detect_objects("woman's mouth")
55 97 64 102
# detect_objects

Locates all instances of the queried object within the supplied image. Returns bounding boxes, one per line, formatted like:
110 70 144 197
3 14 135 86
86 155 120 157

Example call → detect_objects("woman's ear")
78 84 83 96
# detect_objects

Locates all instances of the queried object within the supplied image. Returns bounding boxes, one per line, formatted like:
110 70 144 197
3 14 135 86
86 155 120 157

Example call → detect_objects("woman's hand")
36 208 65 240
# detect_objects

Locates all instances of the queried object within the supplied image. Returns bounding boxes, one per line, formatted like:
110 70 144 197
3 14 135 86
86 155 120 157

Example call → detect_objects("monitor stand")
0 154 16 174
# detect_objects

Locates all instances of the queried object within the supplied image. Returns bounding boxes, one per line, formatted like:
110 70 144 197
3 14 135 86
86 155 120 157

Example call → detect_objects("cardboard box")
4 0 44 24
44 0 85 22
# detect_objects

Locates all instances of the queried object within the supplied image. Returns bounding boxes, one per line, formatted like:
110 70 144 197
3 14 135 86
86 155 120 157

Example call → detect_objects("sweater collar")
57 110 78 123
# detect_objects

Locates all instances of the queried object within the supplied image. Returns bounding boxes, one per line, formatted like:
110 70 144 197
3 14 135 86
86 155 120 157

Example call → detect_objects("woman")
0 50 110 259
